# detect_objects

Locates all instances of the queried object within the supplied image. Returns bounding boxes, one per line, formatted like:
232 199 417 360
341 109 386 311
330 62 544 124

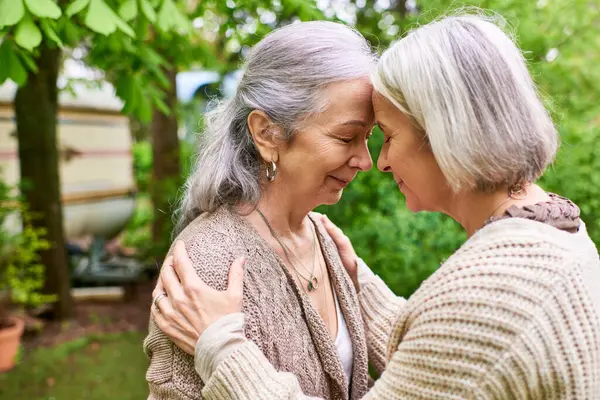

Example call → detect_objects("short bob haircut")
372 13 558 193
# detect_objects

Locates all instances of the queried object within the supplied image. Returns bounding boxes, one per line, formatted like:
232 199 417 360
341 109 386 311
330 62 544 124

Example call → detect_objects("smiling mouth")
330 176 350 185
329 175 350 186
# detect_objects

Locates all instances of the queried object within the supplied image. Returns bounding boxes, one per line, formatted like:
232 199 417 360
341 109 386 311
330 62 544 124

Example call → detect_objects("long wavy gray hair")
174 21 377 234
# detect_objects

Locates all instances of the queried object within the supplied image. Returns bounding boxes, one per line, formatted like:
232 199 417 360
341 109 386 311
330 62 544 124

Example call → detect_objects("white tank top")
334 292 354 385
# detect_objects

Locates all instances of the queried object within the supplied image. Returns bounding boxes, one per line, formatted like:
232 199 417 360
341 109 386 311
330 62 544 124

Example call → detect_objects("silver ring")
153 292 168 310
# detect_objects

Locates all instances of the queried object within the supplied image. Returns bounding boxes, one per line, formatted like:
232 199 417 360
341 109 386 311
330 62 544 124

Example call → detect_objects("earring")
266 160 277 182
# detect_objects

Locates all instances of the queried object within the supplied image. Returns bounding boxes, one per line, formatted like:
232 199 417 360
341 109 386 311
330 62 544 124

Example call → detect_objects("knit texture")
143 206 369 400
201 217 600 399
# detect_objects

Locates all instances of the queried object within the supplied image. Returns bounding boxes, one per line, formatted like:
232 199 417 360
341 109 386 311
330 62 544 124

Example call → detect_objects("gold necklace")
486 187 527 221
256 209 320 292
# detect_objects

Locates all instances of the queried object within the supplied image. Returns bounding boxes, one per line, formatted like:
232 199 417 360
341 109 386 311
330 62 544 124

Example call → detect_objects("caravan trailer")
0 80 135 249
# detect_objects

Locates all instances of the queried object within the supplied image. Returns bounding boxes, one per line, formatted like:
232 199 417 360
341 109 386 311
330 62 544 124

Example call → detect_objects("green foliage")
0 0 193 121
0 180 56 309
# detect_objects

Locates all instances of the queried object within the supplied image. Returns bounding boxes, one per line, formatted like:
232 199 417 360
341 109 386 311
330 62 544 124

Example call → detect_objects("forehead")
372 91 417 133
372 91 396 114
317 78 375 124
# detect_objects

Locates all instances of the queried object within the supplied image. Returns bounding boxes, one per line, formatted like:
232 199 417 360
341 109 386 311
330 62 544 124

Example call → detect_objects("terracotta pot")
0 316 24 372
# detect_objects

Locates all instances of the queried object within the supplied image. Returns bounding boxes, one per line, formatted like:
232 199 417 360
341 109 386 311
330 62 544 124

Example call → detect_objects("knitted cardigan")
143 206 370 400
199 216 600 399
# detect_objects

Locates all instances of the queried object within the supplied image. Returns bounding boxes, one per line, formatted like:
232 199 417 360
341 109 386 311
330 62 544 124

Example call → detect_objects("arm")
355 258 406 374
201 273 565 400
145 236 247 400
318 215 406 373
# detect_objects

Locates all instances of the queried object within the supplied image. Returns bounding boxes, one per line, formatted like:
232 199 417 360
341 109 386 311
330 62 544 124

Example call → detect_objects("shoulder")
392 217 599 351
448 218 598 275
170 207 251 289
385 218 600 396
415 218 598 307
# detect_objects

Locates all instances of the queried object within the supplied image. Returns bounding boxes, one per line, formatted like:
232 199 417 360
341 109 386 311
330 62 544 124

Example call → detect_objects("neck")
252 183 314 237
445 183 548 237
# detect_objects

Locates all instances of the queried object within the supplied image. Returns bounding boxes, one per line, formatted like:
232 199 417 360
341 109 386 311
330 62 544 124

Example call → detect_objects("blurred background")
0 0 598 398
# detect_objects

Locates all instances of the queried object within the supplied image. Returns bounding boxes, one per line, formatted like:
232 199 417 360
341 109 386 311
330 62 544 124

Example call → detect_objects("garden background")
0 0 598 398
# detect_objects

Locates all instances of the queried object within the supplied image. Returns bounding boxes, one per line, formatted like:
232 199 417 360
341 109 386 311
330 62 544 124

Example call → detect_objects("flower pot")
0 316 24 372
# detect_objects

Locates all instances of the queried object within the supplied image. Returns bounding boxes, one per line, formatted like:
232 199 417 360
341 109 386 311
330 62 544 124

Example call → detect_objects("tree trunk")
14 44 73 320
150 65 181 261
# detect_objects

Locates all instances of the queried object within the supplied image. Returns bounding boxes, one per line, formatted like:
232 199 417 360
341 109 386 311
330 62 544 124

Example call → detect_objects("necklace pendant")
307 276 319 292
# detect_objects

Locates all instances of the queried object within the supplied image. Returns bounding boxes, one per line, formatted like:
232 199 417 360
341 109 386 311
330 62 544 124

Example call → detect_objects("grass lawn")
0 331 149 400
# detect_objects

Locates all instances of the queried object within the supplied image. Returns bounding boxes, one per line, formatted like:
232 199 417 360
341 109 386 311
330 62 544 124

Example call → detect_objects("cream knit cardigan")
198 218 600 399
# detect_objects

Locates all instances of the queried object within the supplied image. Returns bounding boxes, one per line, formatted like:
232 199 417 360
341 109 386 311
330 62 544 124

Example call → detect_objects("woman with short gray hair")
151 13 600 399
144 21 378 399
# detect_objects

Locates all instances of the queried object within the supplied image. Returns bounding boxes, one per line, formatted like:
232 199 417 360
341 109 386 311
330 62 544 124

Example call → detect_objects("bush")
0 179 55 315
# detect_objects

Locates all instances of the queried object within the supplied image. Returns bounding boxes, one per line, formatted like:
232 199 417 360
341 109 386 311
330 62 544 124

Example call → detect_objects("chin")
322 189 344 205
404 196 424 213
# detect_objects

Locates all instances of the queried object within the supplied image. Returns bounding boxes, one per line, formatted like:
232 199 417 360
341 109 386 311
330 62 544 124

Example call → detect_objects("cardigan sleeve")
198 259 408 400
198 280 568 400
356 258 406 374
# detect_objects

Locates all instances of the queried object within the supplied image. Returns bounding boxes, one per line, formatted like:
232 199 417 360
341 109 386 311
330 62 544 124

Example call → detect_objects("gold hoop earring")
266 160 277 182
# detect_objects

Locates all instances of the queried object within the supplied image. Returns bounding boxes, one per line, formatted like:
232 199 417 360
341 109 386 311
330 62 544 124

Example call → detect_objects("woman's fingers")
160 259 186 301
153 256 172 299
172 241 207 288
227 257 246 307
152 246 248 350
321 215 354 255
321 215 348 243
152 305 195 355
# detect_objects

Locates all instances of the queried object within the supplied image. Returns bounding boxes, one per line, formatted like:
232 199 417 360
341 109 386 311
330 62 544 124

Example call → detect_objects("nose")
349 140 373 171
377 144 391 173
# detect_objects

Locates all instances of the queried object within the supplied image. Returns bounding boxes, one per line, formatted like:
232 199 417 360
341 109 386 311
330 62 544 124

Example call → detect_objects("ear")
248 110 281 162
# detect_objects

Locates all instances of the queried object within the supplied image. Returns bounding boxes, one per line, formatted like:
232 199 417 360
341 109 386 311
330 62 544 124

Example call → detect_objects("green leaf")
117 74 139 113
119 0 137 21
84 0 134 37
0 0 25 28
157 0 189 33
137 95 153 123
18 50 39 72
152 94 170 116
24 0 61 19
113 13 135 37
0 40 28 85
139 0 156 23
84 0 116 35
15 15 42 51
61 18 82 44
65 0 90 17
0 41 9 84
40 19 64 47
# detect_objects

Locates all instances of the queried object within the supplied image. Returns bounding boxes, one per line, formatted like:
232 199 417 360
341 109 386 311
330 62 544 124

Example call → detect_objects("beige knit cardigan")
199 218 600 399
143 207 370 399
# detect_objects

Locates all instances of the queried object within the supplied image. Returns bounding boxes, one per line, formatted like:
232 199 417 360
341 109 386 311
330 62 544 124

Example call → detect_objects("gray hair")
176 21 377 234
372 13 558 193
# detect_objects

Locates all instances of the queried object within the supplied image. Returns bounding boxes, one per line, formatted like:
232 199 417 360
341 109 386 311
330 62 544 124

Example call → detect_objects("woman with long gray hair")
144 21 379 399
151 13 600 399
